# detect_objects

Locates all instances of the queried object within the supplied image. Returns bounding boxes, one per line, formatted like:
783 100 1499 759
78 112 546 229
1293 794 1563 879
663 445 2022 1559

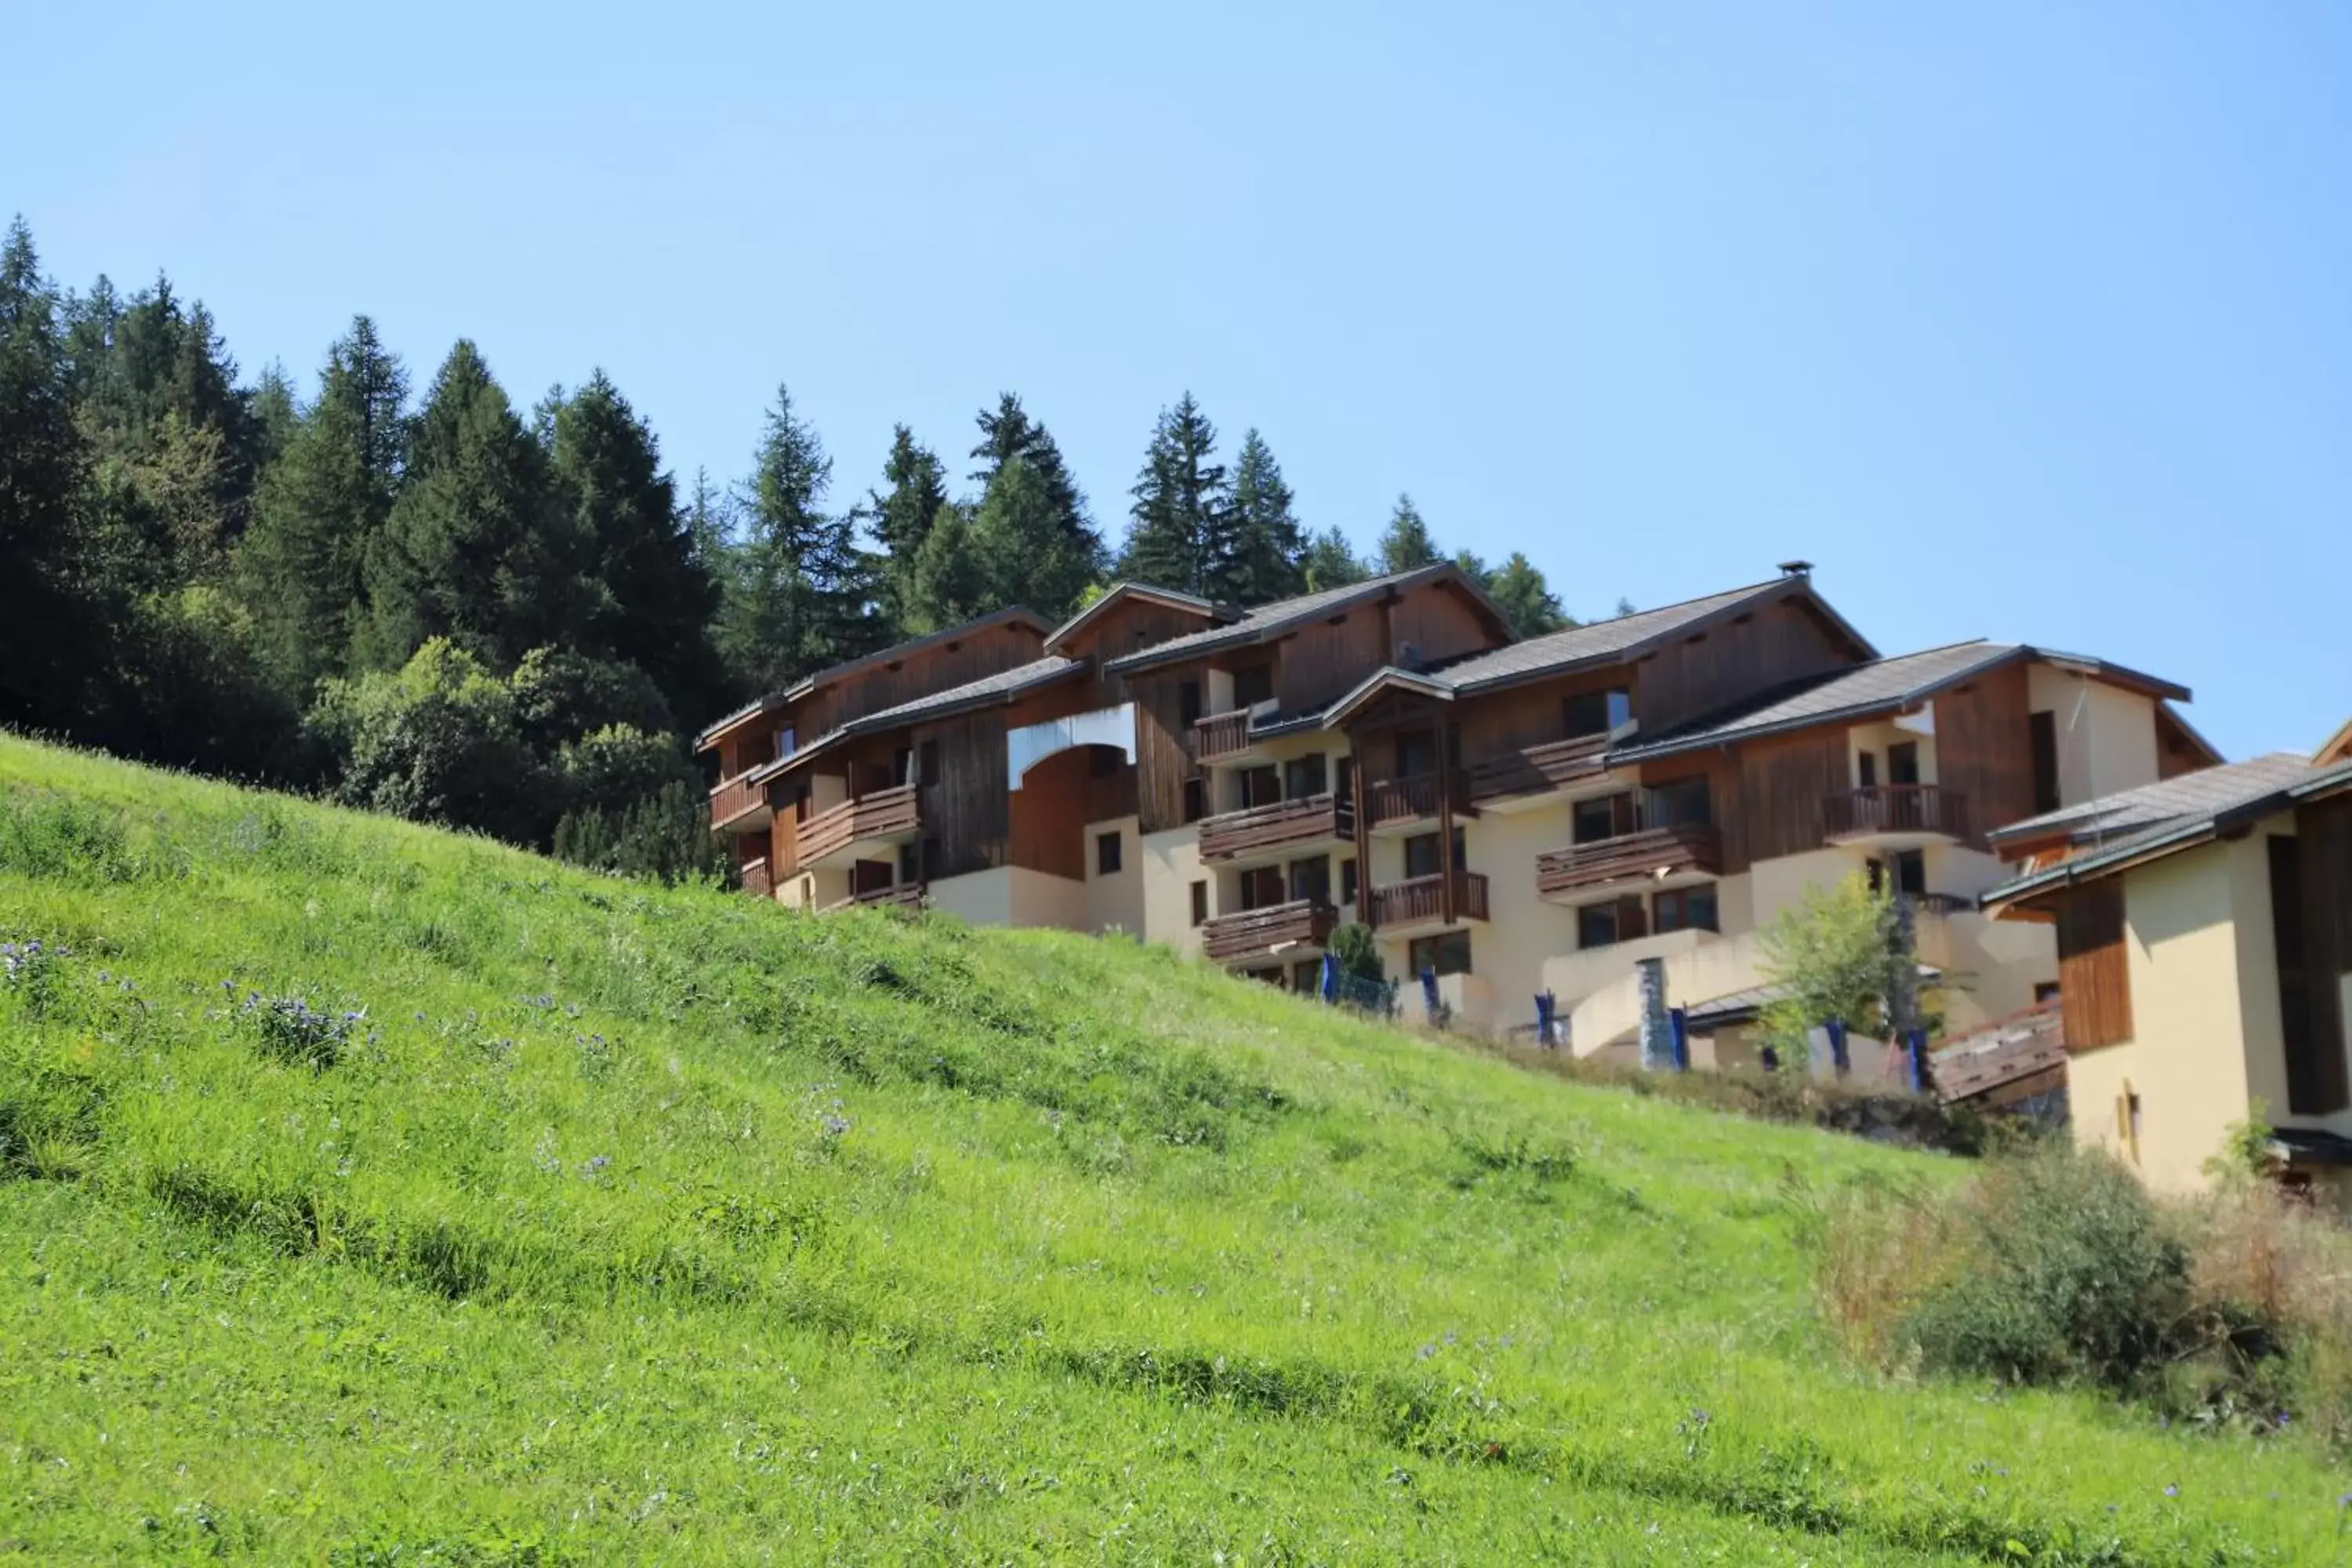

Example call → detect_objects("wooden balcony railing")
1465 733 1611 802
1200 898 1339 963
1363 770 1468 830
1908 891 1973 917
1372 870 1490 929
1191 710 1254 764
1824 785 1969 843
820 881 925 915
1536 825 1722 898
794 782 920 866
1196 793 1356 862
709 769 768 829
740 856 773 898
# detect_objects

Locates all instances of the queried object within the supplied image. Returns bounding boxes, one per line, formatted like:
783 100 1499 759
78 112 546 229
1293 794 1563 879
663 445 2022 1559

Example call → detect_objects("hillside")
0 736 2342 1564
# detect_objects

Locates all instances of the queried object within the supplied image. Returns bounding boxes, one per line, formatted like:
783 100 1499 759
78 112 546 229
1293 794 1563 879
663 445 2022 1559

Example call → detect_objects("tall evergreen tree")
1375 492 1440 575
717 383 869 693
549 371 722 719
1483 551 1573 636
1215 428 1304 605
237 317 408 695
969 456 1097 620
1120 393 1229 597
904 499 990 633
967 393 1103 615
359 339 590 671
867 424 949 630
1299 525 1369 593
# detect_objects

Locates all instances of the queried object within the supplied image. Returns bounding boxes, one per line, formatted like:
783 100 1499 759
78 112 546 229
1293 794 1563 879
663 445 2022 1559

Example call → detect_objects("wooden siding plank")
1933 660 2037 845
2053 882 2132 1051
2296 795 2352 1112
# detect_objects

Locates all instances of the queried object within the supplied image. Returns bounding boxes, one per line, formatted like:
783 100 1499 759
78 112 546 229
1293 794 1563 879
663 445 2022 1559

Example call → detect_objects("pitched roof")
694 605 1051 750
757 655 1089 782
1615 641 2018 761
1982 752 2352 910
1042 582 1222 654
1099 563 1509 674
2318 716 2352 767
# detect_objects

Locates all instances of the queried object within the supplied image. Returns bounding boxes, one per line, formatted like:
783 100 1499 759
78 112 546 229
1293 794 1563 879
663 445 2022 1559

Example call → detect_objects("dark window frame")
1096 830 1123 876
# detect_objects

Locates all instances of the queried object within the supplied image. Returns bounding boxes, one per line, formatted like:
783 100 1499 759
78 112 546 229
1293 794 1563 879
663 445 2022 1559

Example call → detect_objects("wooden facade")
2292 795 2352 1113
1630 595 1860 737
2053 881 2133 1051
1197 795 1354 863
1200 898 1339 963
1824 783 1971 842
1931 660 2038 849
791 619 1046 740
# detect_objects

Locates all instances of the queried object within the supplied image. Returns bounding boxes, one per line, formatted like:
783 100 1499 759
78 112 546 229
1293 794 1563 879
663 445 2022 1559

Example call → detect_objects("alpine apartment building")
698 564 2220 1062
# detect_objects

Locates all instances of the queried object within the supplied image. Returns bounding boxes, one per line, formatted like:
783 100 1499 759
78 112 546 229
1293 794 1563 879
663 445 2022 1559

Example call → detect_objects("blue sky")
16 2 2348 757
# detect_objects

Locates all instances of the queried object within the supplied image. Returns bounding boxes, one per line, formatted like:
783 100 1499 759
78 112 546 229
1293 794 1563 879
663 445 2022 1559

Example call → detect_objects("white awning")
1007 703 1136 790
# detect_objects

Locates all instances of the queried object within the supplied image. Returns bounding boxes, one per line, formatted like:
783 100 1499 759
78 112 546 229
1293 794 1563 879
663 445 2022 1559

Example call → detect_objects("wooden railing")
1201 898 1339 963
1824 785 1969 843
1196 793 1355 862
1191 710 1253 764
708 769 768 829
1908 891 1973 917
1372 870 1490 928
1537 825 1722 898
1465 733 1611 802
740 857 773 898
794 782 920 866
1363 770 1468 830
820 881 925 915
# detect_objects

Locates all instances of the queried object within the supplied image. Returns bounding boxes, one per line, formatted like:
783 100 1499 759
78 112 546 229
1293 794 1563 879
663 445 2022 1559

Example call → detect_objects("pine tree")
1216 428 1304 606
1376 493 1440 575
717 383 868 693
904 500 991 633
236 317 408 695
967 393 1103 615
1483 551 1573 636
968 456 1097 621
549 371 722 720
1299 526 1369 593
359 339 591 671
867 424 949 630
1120 393 1229 597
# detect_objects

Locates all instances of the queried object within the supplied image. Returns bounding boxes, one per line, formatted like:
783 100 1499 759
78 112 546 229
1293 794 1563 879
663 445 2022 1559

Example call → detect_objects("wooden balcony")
1537 825 1722 900
1197 793 1355 863
1201 898 1340 964
1191 710 1254 764
1465 733 1611 803
1372 870 1489 931
1824 785 1969 845
1363 771 1472 832
794 782 920 869
740 856 773 899
709 769 771 830
819 881 925 915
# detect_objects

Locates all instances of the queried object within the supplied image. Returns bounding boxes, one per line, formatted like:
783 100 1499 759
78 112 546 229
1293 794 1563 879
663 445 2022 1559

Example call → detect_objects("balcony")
1465 733 1612 804
819 881 925 915
1191 710 1254 765
1372 870 1490 934
740 856 773 899
794 783 921 871
1201 898 1339 964
1537 825 1722 903
710 768 773 831
1363 771 1472 833
1197 793 1356 865
1824 785 1969 848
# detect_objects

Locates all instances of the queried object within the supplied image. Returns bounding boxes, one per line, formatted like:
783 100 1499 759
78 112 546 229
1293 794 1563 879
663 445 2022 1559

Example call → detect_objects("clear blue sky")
16 2 2348 757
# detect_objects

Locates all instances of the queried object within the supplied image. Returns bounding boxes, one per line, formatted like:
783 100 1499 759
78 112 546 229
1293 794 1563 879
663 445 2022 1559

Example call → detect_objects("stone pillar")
1637 956 1673 1072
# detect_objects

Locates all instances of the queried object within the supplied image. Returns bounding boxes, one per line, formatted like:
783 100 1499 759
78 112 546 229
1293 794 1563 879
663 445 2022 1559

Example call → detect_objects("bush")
309 639 549 844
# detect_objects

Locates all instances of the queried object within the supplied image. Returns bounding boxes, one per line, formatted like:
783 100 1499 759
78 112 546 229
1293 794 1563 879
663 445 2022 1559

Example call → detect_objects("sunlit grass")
1 735 2342 1563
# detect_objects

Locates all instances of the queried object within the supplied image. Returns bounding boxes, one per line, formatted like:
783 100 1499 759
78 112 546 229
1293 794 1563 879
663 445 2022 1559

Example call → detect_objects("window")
897 843 921 884
1857 751 1878 788
1887 742 1921 786
1563 688 1632 738
1288 856 1330 904
1291 958 1323 993
1653 887 1719 934
1232 663 1274 709
1096 831 1123 876
1242 764 1281 808
791 787 812 823
894 746 914 786
1573 794 1629 844
1179 680 1203 728
1645 775 1712 829
1395 729 1439 778
1577 902 1621 950
1089 746 1122 779
2270 834 2347 1114
2034 982 2061 1005
1240 866 1286 909
778 725 797 760
920 836 940 877
1334 759 1355 811
1408 930 1472 978
1339 857 1358 906
1403 828 1465 880
1190 880 1209 927
2029 710 2060 815
1182 776 1207 823
1893 849 1926 897
1284 753 1328 799
919 739 938 786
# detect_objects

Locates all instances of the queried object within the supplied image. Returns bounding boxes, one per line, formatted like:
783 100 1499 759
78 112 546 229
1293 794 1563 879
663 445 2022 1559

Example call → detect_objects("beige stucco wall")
1846 717 1940 786
1750 846 1873 926
1138 826 1208 960
1009 866 1090 932
1083 815 1145 937
2027 666 2161 808
1560 930 1769 1056
927 866 1014 927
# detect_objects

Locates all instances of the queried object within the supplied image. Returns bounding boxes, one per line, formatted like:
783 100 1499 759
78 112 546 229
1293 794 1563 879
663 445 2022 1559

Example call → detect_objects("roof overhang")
781 606 1052 703
1101 562 1512 677
2318 715 2352 768
1043 583 1224 655
696 695 786 753
1318 666 1455 729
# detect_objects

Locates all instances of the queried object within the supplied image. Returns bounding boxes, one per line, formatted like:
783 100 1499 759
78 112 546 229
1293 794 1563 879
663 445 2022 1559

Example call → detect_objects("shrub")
1327 920 1382 984
309 640 549 845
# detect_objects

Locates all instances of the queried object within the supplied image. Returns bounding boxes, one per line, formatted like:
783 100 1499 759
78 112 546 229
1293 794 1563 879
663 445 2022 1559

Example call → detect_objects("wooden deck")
794 783 920 867
1464 734 1610 802
1536 825 1722 898
740 856 772 899
1372 870 1489 929
1200 898 1339 963
1191 710 1254 764
1196 793 1354 862
819 882 926 915
708 769 769 829
1824 784 1969 843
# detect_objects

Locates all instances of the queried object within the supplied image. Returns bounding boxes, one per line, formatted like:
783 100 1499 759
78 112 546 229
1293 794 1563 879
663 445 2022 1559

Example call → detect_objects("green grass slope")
0 736 2342 1565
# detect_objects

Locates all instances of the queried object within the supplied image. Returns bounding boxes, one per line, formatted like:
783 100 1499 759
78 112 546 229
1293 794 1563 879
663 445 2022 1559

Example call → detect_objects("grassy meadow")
0 735 2344 1563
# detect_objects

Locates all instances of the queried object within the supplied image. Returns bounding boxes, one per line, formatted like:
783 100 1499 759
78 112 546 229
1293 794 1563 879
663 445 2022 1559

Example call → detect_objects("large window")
1241 764 1281 808
918 739 938 786
1240 866 1286 909
1563 688 1632 739
1577 902 1621 950
1893 849 1926 898
1645 775 1712 829
1653 887 1719 934
1182 776 1206 823
1232 664 1275 710
2029 711 2060 815
1408 930 1472 978
1288 856 1331 904
1395 728 1439 778
1284 753 1328 799
1573 794 1631 844
1887 742 1921 786
1403 827 1466 880
1178 680 1203 728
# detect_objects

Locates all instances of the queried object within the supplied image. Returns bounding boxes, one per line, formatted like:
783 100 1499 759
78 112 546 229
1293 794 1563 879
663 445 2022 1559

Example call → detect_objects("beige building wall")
1846 717 1940 786
1084 815 1145 937
928 866 1016 927
1139 826 1208 960
2027 666 2161 807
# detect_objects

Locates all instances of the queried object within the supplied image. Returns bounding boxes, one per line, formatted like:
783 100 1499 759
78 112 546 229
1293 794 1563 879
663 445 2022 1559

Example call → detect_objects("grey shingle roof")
695 606 1050 749
1432 579 1856 690
1986 752 2318 848
1614 641 2020 761
754 655 1088 779
1101 564 1501 673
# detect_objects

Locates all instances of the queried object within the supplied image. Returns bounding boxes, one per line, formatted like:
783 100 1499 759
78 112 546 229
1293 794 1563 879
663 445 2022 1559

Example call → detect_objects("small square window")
1097 831 1123 876
1577 902 1619 950
1190 880 1209 926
